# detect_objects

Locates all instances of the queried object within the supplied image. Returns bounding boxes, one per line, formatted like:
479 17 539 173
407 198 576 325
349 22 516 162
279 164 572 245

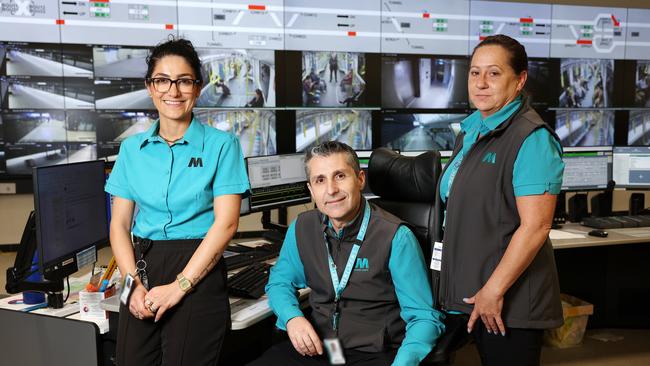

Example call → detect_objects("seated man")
248 141 444 366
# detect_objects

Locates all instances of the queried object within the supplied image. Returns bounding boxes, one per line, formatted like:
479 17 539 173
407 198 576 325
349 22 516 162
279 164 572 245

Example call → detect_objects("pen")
22 302 48 312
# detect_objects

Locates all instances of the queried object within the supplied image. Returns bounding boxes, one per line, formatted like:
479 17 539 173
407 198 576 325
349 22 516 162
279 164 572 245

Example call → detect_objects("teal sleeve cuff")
265 221 308 330
213 183 251 197
514 182 562 196
389 226 445 366
105 182 133 201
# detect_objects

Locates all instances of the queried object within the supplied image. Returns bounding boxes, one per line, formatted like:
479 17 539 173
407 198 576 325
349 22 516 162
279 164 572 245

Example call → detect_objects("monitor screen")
634 60 650 108
526 59 556 108
561 148 612 191
381 113 465 152
93 46 149 79
613 146 650 188
194 109 277 157
559 59 614 108
96 111 156 160
246 154 311 211
295 109 372 152
381 55 468 109
554 109 614 147
301 51 367 107
628 110 650 146
33 160 108 281
196 48 275 108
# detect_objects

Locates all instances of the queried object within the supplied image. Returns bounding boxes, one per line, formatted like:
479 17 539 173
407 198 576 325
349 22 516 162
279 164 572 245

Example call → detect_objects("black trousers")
471 322 543 366
247 340 397 366
116 239 230 366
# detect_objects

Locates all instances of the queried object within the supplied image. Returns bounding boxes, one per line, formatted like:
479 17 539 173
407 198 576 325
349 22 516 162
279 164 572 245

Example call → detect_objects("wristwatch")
176 273 193 292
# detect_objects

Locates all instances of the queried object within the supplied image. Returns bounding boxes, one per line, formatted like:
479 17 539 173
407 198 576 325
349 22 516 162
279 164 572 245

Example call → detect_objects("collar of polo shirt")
139 117 205 152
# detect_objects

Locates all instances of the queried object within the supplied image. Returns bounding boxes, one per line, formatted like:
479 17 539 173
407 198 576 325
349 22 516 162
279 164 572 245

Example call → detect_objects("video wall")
1 0 650 177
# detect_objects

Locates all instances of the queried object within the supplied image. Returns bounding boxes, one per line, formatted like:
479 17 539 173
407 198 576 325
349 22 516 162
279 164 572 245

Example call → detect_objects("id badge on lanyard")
325 203 370 333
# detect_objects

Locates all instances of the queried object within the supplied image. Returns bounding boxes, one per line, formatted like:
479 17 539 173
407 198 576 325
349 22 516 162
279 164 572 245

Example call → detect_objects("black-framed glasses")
146 77 200 93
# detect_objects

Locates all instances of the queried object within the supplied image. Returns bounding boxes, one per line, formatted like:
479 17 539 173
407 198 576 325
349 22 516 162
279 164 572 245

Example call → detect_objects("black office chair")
368 148 471 366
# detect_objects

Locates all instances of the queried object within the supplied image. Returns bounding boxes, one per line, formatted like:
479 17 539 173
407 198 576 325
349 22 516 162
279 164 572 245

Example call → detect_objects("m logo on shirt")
482 152 496 165
354 258 369 272
188 157 203 168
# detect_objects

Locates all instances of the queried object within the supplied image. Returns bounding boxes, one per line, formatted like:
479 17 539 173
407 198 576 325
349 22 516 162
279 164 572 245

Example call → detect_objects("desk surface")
551 223 650 249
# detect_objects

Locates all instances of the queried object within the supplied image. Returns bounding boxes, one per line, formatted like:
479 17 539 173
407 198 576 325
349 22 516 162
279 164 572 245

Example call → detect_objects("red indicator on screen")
249 5 265 10
348 31 357 36
479 36 487 41
423 13 430 18
90 0 109 2
577 39 592 45
56 19 65 25
165 24 174 30
611 15 620 27
520 17 533 23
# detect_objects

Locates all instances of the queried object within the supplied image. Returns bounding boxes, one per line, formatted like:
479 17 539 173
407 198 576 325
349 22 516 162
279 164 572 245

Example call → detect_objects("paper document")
549 230 586 240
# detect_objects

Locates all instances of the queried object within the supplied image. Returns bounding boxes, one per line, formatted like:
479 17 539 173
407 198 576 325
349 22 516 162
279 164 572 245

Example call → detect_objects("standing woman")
436 34 564 365
105 38 250 365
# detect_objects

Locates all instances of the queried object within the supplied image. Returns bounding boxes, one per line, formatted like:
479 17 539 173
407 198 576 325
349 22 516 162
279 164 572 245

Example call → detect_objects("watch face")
178 275 192 291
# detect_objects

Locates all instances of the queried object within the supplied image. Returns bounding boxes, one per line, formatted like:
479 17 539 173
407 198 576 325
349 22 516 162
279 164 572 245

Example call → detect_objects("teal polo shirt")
440 97 564 202
105 118 250 240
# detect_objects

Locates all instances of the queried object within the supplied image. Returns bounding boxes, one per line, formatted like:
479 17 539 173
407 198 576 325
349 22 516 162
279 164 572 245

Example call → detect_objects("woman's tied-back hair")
145 36 203 84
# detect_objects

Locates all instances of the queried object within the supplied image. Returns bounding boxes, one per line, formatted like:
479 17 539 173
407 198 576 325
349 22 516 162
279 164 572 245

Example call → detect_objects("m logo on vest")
482 152 496 165
354 258 369 272
188 157 203 168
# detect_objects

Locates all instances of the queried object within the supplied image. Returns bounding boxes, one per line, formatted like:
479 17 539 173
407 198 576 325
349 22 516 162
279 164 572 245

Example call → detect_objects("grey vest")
437 101 564 329
295 201 405 352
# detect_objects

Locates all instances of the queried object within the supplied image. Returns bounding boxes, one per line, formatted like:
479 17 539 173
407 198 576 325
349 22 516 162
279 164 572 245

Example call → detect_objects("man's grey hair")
304 141 361 178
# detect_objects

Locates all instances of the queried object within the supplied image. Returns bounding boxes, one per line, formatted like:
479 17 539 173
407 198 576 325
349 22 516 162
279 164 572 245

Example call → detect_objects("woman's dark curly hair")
145 37 203 84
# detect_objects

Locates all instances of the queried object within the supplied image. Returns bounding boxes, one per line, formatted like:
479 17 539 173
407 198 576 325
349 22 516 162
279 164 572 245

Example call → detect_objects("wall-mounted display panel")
0 0 61 43
381 112 466 152
635 60 650 108
285 0 380 52
194 109 276 157
295 109 371 152
381 0 469 55
469 1 551 58
625 9 650 60
382 55 468 109
559 58 614 108
59 0 177 46
197 48 275 108
301 51 366 108
94 79 153 110
93 46 149 79
628 110 650 146
554 109 615 147
551 5 626 59
96 111 156 159
178 0 284 49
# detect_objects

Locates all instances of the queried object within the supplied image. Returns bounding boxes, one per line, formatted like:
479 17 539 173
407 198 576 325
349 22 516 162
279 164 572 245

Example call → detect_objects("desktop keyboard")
224 242 281 271
582 215 650 229
227 262 272 299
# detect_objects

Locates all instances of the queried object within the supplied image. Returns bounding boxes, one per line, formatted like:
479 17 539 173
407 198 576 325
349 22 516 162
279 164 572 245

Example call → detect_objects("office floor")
1 248 649 365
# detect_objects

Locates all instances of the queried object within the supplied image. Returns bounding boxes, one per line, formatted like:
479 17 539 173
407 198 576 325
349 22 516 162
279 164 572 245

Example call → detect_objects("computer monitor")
381 113 466 152
561 147 613 191
295 109 372 152
554 109 615 147
246 154 311 212
613 146 650 188
33 160 108 283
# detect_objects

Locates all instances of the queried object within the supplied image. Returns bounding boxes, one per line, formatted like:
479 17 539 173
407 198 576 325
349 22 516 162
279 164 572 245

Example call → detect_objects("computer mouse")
588 229 608 238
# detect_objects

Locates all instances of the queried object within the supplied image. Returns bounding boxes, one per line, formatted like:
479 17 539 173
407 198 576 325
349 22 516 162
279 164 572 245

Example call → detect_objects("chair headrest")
368 148 441 202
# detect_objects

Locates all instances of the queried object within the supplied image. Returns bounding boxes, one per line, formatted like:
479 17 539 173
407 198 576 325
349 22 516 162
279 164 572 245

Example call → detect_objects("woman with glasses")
105 38 250 365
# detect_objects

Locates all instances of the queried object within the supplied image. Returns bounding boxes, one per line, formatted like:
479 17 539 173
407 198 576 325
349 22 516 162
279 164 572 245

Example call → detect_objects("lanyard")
324 202 370 331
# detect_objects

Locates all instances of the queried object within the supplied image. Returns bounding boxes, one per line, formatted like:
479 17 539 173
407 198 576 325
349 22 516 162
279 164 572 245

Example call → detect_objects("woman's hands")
464 284 506 336
144 282 187 322
129 282 154 320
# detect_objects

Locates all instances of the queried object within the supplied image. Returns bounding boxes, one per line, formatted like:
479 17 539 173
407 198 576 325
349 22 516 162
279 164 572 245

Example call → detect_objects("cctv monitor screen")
295 109 372 152
381 113 465 152
559 58 614 108
554 109 614 147
381 55 468 109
